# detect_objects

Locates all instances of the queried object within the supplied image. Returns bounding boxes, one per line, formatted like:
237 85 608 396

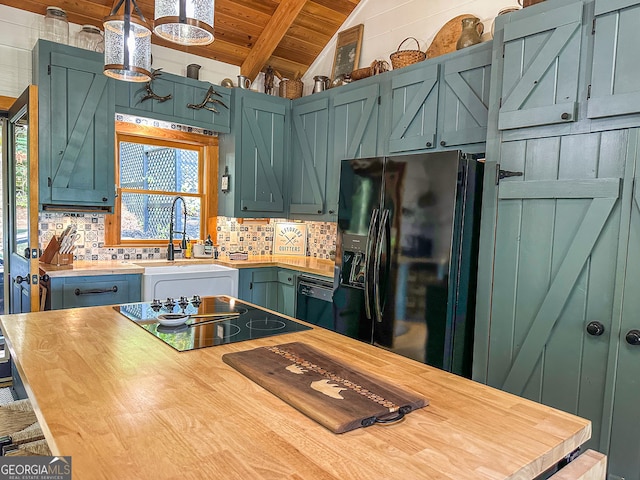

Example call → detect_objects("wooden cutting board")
426 14 479 59
222 342 428 433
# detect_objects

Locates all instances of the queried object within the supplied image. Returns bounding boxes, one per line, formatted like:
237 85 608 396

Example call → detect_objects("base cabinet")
237 268 296 317
44 274 141 310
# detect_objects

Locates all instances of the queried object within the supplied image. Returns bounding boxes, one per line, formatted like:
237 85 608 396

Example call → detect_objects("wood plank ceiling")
1 0 361 80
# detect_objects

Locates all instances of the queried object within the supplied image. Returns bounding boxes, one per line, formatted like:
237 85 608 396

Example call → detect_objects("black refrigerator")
332 151 483 377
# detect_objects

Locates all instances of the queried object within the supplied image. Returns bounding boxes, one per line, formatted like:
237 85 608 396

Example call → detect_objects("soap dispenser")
204 235 213 256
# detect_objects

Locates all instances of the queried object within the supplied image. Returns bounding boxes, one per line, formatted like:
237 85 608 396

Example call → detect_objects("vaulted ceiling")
1 0 362 80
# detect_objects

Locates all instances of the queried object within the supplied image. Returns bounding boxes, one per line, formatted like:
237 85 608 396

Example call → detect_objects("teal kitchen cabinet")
438 44 492 149
606 129 640 480
386 41 491 154
114 71 231 133
388 62 440 153
328 81 380 217
218 90 290 218
588 0 640 119
237 267 296 317
33 40 115 211
289 94 331 220
276 269 296 318
497 0 584 130
44 274 141 310
475 1 640 476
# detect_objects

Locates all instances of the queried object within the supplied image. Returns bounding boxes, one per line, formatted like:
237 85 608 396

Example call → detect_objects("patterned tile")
38 213 337 262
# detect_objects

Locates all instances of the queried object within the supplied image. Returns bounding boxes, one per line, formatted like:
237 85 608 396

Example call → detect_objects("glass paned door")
6 87 39 314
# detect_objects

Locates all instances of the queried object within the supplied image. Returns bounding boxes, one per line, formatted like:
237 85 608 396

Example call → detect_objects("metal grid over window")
119 142 201 241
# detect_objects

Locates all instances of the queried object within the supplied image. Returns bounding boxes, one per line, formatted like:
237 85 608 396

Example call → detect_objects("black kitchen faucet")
167 196 188 261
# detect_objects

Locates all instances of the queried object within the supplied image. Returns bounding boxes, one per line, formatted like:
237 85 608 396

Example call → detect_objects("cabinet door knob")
561 112 571 120
426 142 432 148
625 329 640 346
102 197 108 202
317 210 322 214
440 140 446 146
242 206 248 211
329 210 335 215
586 321 605 336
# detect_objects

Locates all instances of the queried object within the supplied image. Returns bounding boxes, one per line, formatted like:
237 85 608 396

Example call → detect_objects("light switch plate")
221 174 230 193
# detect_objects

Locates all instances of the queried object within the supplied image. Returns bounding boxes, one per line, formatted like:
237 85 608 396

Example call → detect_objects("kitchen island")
1 301 592 480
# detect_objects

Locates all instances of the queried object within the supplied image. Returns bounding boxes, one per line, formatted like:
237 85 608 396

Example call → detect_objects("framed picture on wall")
331 24 364 80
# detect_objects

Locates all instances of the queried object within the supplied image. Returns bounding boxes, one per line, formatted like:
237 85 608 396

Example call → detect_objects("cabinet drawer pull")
74 286 118 296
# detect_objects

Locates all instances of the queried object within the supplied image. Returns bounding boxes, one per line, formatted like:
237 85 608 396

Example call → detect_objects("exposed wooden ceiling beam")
240 0 307 80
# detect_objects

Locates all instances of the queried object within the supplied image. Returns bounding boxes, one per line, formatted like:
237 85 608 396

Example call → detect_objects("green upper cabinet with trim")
385 41 491 155
114 70 231 133
588 0 640 119
497 1 583 130
289 93 331 220
33 40 115 211
218 89 290 218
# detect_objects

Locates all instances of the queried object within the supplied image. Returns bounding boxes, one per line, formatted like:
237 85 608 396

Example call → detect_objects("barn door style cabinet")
387 41 491 155
218 89 290 218
33 40 115 211
474 1 640 478
287 42 492 221
289 94 331 220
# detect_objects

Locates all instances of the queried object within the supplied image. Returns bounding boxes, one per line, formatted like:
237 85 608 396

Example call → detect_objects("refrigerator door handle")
364 208 379 321
373 209 390 323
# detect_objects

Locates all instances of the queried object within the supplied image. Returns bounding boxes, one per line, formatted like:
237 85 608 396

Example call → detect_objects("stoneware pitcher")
456 17 484 50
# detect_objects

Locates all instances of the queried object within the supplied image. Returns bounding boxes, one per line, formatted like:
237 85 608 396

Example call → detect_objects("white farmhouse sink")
134 261 239 301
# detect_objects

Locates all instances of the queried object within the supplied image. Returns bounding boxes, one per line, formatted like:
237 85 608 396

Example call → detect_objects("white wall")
0 4 239 99
1 1 519 99
301 0 517 95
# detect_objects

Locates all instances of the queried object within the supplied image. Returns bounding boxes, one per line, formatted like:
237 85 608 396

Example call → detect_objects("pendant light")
154 0 214 46
103 0 152 82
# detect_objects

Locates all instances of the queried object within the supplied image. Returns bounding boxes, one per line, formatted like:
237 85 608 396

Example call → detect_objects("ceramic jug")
456 17 484 50
312 75 330 93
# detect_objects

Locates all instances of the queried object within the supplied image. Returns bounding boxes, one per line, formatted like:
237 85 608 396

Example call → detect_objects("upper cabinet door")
290 97 329 216
439 44 492 148
332 83 380 161
588 0 640 119
239 96 287 214
40 45 115 209
389 64 439 153
498 1 583 130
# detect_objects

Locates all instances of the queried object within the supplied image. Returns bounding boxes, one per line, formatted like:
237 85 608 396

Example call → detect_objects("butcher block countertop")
0 303 590 480
40 255 334 278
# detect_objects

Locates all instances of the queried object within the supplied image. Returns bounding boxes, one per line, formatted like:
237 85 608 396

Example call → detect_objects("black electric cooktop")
115 296 312 352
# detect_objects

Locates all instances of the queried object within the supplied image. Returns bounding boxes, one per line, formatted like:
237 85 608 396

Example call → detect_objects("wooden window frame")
105 121 218 247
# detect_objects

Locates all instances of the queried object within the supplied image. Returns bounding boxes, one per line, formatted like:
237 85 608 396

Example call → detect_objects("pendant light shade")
154 0 214 46
103 0 152 82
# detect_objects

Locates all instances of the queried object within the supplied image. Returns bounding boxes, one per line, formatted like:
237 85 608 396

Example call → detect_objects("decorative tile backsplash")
38 213 337 261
